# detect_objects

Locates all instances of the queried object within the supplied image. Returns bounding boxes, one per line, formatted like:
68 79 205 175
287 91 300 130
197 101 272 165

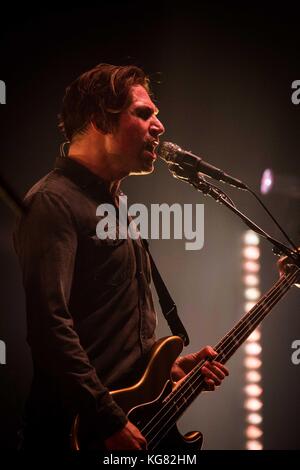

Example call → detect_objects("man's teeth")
146 141 158 151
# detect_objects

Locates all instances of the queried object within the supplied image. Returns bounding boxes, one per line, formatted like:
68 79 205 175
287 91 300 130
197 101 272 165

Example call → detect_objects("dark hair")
58 63 150 141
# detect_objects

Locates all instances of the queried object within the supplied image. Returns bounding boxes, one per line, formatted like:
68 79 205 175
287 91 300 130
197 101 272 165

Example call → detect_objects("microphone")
159 141 248 190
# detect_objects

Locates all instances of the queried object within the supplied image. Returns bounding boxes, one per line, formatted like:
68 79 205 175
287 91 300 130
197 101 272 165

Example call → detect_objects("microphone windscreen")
158 141 181 162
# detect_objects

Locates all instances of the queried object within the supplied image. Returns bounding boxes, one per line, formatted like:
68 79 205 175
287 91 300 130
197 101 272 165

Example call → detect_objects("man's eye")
136 108 152 120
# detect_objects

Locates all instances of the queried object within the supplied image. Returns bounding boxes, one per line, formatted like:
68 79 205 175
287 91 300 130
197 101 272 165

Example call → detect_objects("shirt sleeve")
14 190 127 440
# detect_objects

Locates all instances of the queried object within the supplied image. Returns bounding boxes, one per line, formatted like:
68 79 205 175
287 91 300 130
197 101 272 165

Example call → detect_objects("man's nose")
150 116 165 138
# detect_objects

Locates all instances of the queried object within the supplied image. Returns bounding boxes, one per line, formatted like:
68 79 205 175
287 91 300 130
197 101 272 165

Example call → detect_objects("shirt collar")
54 155 123 204
54 155 106 190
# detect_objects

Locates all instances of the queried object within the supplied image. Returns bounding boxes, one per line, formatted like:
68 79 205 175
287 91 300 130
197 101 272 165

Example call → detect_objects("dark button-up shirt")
13 156 157 442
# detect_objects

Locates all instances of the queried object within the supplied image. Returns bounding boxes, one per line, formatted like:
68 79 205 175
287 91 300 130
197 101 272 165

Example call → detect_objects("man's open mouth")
144 140 159 153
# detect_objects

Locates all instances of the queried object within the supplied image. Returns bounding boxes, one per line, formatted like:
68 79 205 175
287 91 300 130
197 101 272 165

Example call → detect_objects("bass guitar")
71 260 299 450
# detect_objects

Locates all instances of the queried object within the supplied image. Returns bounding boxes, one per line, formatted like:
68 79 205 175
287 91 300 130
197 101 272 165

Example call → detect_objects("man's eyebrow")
147 105 160 115
136 103 159 115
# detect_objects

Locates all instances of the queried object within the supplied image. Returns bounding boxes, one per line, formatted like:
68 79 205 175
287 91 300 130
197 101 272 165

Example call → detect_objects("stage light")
245 398 263 411
246 440 263 450
248 330 261 342
243 231 260 245
260 169 300 199
243 261 260 273
245 342 262 356
246 425 263 439
243 246 260 260
243 274 259 286
244 384 263 397
242 230 263 449
244 356 262 369
247 413 263 425
244 301 256 312
246 371 262 383
244 287 261 301
260 169 274 194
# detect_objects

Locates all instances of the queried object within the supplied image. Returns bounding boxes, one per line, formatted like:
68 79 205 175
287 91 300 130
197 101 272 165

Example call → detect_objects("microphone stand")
169 165 299 264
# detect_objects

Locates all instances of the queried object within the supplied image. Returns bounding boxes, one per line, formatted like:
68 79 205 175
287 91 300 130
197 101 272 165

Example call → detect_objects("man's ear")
91 119 110 135
90 121 99 133
90 120 103 134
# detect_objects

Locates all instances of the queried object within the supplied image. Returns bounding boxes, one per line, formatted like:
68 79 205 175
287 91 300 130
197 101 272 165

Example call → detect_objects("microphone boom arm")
169 164 299 262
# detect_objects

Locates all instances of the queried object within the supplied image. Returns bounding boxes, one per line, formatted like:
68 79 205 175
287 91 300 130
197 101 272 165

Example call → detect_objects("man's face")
106 85 165 176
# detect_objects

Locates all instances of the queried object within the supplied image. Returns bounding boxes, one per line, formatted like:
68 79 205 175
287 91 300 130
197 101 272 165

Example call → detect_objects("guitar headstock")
277 251 300 288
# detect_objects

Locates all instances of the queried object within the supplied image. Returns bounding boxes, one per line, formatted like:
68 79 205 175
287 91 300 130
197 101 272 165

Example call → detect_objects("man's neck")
68 130 124 199
67 153 121 198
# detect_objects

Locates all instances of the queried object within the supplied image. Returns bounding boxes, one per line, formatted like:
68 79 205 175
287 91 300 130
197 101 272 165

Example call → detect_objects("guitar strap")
141 239 190 346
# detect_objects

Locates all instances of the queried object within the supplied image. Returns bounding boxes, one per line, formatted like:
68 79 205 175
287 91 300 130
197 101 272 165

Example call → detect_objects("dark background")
0 2 299 450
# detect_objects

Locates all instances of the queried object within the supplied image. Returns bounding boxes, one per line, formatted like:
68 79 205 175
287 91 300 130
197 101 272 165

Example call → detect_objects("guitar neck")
166 266 299 420
214 268 298 363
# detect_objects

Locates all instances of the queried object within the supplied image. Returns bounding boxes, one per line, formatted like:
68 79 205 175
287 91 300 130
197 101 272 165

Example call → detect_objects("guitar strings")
146 268 298 448
146 269 297 448
146 269 298 448
139 268 298 449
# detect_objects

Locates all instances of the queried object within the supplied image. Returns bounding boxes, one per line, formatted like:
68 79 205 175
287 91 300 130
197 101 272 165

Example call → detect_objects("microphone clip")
167 162 236 206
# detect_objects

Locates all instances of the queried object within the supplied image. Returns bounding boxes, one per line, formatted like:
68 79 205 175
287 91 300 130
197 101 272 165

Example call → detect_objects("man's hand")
171 346 229 391
104 420 147 450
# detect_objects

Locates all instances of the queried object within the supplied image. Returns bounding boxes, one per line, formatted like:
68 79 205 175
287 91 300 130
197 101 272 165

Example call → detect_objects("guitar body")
71 336 203 450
